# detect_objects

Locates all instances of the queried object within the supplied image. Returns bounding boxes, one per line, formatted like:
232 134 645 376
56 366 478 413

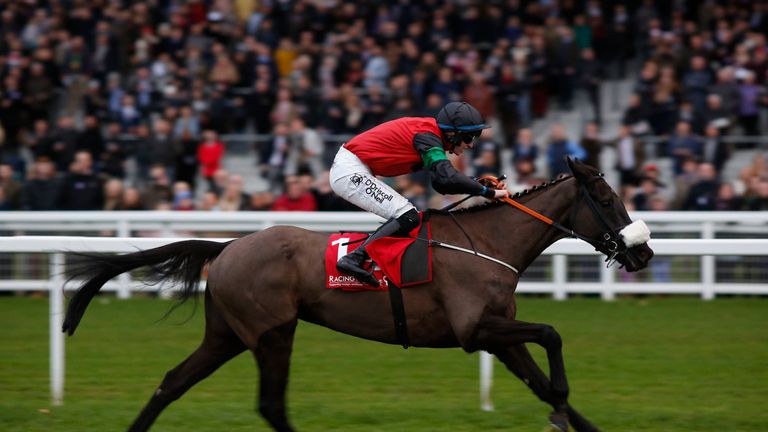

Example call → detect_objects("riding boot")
337 217 403 286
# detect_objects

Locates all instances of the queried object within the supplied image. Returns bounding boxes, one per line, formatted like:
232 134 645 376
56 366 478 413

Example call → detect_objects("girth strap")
386 279 410 349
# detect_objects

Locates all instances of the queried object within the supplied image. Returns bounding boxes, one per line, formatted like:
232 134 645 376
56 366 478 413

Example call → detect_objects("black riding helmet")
436 101 491 148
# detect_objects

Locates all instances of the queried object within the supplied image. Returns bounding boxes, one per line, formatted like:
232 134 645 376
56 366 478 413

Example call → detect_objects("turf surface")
1 296 766 431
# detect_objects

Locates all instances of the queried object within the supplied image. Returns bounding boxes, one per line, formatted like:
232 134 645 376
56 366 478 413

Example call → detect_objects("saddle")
324 214 432 291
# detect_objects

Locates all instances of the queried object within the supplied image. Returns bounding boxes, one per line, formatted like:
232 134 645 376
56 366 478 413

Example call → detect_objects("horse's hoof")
544 412 569 432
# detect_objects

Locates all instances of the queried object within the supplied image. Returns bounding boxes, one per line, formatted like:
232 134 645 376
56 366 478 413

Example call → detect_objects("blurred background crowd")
1 0 768 213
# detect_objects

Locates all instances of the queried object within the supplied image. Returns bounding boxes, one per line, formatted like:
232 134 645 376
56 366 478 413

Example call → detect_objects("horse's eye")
600 199 611 207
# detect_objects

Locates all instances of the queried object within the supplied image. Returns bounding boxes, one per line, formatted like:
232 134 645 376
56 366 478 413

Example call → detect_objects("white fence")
0 210 767 237
2 235 768 408
1 211 767 408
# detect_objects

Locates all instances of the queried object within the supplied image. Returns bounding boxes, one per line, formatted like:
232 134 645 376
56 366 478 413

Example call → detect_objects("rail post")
49 252 65 406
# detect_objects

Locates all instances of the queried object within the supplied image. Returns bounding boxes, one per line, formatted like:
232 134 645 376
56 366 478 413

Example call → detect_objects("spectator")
671 157 701 210
737 72 762 142
173 106 201 142
75 115 105 160
218 175 249 211
247 190 276 211
472 129 501 177
97 123 127 180
708 67 740 116
363 44 389 89
668 121 702 176
700 125 730 176
495 61 523 142
551 26 580 110
613 125 644 188
24 62 55 122
141 165 173 210
262 123 289 189
682 55 712 114
21 159 61 210
715 182 743 211
285 117 323 178
463 74 495 122
250 80 276 135
175 135 199 190
622 93 650 137
198 130 225 191
512 128 538 165
675 101 705 135
102 178 124 211
684 163 720 211
172 182 196 211
312 171 360 212
580 122 603 170
0 163 22 209
744 178 768 211
271 175 317 211
546 124 585 177
578 48 602 124
703 94 732 134
147 119 177 180
633 176 662 211
1 76 26 153
117 94 142 132
119 187 145 211
432 68 461 104
58 151 104 210
47 116 80 172
198 191 220 211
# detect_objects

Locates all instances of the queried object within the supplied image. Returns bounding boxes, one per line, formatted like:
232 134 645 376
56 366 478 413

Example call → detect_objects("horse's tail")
62 239 233 336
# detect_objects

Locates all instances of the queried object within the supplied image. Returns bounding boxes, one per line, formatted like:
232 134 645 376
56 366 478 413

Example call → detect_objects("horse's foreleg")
252 320 298 432
473 317 571 430
495 344 599 432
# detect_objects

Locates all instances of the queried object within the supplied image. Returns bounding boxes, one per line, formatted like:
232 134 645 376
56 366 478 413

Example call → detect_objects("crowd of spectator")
0 0 767 213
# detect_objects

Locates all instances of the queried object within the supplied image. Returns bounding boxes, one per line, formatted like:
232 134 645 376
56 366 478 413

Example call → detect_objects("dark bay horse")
62 159 653 432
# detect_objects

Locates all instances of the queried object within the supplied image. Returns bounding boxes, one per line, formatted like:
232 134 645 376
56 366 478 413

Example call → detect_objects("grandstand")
0 0 767 213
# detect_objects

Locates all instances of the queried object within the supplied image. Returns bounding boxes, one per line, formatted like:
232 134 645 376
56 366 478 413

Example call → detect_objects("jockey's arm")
413 132 496 198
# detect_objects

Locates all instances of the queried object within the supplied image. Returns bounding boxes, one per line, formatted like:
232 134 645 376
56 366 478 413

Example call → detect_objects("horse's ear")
567 157 586 180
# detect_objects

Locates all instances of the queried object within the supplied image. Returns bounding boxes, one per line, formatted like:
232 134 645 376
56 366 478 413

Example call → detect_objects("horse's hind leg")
251 319 298 432
494 344 598 432
127 291 246 432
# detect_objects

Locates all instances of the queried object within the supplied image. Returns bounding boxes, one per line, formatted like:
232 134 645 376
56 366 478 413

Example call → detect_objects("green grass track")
1 296 766 431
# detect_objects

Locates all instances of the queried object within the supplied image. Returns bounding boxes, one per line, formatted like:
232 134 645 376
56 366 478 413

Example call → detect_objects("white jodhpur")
329 146 416 220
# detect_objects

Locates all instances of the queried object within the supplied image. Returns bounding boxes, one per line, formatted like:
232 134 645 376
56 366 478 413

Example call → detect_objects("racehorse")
62 159 653 432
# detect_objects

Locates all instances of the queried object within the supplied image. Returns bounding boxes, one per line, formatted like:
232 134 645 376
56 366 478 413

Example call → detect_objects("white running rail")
0 236 767 408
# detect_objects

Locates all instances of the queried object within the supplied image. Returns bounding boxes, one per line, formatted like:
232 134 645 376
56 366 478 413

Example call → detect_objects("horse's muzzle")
621 242 654 272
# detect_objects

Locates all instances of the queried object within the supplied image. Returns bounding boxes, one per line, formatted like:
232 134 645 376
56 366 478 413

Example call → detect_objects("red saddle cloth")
325 215 432 291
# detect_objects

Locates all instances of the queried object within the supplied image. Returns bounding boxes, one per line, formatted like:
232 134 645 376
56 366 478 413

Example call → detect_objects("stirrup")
337 254 379 287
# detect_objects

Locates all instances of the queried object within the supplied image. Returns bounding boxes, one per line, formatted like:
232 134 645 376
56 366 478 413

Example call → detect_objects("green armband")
421 147 448 168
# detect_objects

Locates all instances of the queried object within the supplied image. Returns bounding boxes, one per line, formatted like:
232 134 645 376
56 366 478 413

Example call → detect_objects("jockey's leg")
329 147 419 285
337 208 420 286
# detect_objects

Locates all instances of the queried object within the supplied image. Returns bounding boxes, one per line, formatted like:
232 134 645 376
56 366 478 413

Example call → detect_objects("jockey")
330 101 510 286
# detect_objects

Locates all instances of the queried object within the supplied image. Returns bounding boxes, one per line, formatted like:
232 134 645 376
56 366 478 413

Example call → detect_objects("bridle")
477 175 646 268
570 176 638 267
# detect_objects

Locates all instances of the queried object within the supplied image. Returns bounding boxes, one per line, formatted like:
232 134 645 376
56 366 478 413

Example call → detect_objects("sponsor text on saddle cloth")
325 213 432 290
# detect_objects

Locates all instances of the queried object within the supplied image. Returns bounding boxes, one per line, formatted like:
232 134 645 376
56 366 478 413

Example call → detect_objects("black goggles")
460 130 481 144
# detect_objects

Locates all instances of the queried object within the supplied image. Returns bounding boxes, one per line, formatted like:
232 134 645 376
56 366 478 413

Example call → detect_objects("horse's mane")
432 174 573 215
